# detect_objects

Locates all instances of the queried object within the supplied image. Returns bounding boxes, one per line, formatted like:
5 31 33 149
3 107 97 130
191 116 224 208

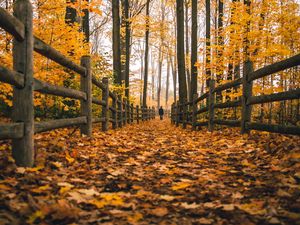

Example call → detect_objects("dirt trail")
0 119 299 224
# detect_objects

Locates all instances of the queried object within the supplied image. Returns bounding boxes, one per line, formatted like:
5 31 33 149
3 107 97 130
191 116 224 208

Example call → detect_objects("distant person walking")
159 106 164 120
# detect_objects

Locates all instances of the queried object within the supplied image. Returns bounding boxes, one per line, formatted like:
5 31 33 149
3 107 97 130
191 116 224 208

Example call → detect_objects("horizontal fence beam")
92 76 106 90
92 117 106 123
109 106 117 112
214 119 241 127
196 107 208 114
248 54 300 82
34 79 87 100
213 78 242 93
109 91 117 100
0 66 24 88
246 122 300 135
196 92 209 103
214 99 242 109
247 89 300 105
0 8 24 41
34 37 86 75
0 123 24 140
35 116 87 133
195 121 208 127
92 97 106 106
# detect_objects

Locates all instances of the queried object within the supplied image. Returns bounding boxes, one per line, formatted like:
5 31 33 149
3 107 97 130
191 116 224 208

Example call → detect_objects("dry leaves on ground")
0 119 299 224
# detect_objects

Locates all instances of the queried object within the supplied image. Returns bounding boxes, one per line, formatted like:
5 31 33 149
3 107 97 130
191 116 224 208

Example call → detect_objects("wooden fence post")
148 107 151 120
182 100 187 129
127 100 130 124
152 106 155 119
176 101 179 127
208 79 215 131
131 103 134 123
241 60 253 134
101 77 109 131
192 94 198 130
117 95 122 128
171 104 174 124
141 106 144 121
136 105 139 124
123 98 127 126
12 0 34 167
80 56 92 136
112 93 117 129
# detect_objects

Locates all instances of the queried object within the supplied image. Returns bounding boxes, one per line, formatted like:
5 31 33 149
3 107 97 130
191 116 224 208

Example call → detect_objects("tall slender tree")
157 0 166 109
112 0 122 85
176 0 188 103
190 0 197 100
185 0 191 100
142 0 150 107
123 0 130 98
216 0 223 102
205 0 211 88
82 0 90 43
165 56 170 107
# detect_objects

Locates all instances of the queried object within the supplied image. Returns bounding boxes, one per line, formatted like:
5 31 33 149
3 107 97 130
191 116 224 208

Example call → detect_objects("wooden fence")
171 55 300 135
0 1 155 167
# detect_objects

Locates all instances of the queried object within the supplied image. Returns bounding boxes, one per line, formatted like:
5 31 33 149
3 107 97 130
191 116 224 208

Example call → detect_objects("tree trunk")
157 48 162 108
82 0 89 43
166 56 170 107
216 0 223 102
185 0 191 101
205 0 211 88
176 0 188 103
190 0 197 100
142 0 150 107
170 53 177 103
112 0 122 85
65 0 77 25
151 51 155 101
123 0 130 98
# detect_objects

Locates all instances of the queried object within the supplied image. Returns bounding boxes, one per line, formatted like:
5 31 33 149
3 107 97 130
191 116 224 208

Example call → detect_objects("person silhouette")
159 106 164 120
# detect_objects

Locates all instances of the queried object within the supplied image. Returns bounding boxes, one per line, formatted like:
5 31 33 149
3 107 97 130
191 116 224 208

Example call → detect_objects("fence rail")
171 54 300 135
0 2 156 167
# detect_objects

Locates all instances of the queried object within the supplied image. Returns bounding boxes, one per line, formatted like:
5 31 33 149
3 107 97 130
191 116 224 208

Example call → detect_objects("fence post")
136 105 139 124
112 93 117 129
131 103 134 123
127 100 130 124
117 95 123 128
175 101 179 127
148 107 151 120
181 101 186 128
12 0 34 167
171 104 174 123
152 106 155 119
80 56 92 136
192 94 198 130
241 60 253 134
101 77 109 131
208 79 215 131
123 98 127 126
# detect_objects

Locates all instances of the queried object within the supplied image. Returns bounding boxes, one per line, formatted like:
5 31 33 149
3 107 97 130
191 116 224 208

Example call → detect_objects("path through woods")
0 119 300 224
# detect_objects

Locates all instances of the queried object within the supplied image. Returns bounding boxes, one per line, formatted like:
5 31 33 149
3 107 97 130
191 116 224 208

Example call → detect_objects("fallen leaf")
149 207 168 217
171 182 191 191
160 195 176 201
180 202 201 209
198 217 213 224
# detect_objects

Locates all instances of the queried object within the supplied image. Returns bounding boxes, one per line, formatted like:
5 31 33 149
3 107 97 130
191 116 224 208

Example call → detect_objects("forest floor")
0 119 300 225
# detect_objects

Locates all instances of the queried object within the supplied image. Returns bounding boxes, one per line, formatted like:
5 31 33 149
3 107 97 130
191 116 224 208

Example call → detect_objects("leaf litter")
0 119 299 224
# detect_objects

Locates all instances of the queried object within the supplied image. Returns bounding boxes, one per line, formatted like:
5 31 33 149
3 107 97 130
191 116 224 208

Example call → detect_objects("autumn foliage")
0 120 300 224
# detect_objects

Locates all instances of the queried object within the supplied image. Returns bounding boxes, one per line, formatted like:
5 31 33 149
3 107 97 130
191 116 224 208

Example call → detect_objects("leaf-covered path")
0 119 300 224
